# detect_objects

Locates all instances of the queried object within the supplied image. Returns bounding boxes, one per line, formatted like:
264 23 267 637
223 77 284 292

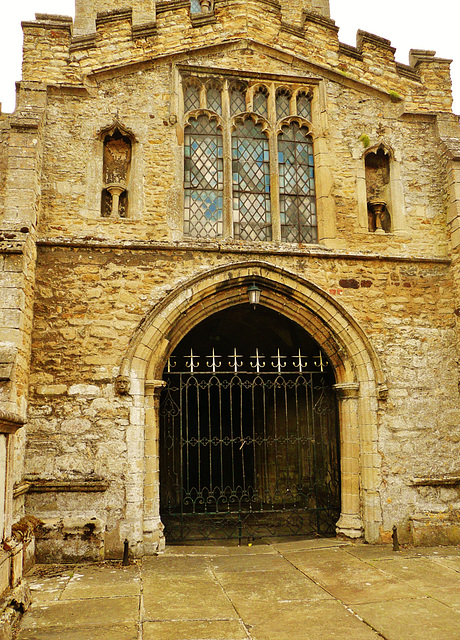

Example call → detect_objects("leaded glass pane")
278 122 317 244
276 90 291 120
207 87 222 114
232 120 271 241
297 92 311 119
253 88 268 118
231 88 246 115
190 0 201 13
184 117 223 238
184 84 200 112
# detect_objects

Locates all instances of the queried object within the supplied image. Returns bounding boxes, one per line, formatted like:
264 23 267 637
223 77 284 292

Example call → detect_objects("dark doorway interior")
160 304 340 542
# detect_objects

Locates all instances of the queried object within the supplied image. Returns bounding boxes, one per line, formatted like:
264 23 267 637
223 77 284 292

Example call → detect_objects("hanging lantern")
247 282 261 308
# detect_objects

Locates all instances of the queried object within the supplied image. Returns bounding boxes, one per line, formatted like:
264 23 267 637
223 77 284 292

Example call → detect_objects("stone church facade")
0 0 460 584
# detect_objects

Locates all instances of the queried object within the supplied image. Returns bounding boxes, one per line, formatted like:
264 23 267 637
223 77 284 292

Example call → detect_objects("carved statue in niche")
101 128 132 218
365 147 391 233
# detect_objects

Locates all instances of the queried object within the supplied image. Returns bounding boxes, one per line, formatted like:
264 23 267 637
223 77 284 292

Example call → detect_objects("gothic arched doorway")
159 305 340 543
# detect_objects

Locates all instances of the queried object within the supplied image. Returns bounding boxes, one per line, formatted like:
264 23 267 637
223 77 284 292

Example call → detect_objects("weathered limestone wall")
35 55 450 257
24 244 459 553
0 78 46 619
0 0 456 558
0 116 8 218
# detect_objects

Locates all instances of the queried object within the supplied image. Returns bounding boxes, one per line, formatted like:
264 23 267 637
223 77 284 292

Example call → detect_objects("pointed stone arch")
119 261 386 554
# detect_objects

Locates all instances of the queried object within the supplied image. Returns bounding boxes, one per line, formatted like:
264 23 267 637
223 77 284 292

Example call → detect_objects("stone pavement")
15 538 460 640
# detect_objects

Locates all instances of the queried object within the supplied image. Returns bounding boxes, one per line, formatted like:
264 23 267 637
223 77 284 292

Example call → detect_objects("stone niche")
100 126 133 219
365 146 392 233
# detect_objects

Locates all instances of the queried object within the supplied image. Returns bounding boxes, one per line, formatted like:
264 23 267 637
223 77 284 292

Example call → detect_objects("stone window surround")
174 66 337 244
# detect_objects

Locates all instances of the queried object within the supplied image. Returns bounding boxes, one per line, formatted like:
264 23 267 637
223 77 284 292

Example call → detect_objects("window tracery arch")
276 87 292 120
230 82 247 115
252 86 269 119
180 75 316 244
206 83 222 115
296 90 312 120
184 81 202 112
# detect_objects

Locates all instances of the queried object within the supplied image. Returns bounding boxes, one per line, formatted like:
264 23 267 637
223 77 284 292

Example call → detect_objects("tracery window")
279 123 317 243
253 86 269 118
232 120 271 241
184 83 200 112
184 116 223 238
230 83 246 115
207 84 222 114
296 91 312 120
276 88 291 120
181 74 316 244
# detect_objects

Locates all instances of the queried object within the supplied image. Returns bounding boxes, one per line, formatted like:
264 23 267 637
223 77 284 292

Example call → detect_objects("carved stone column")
143 380 166 554
333 383 364 538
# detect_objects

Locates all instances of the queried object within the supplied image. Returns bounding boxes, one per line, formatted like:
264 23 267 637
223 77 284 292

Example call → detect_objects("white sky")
0 1 459 114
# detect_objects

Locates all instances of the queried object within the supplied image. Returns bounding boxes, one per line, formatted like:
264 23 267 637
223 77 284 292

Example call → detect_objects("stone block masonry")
0 0 458 571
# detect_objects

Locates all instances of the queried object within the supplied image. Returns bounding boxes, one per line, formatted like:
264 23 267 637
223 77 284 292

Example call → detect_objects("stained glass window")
278 123 317 243
253 87 268 118
232 119 271 241
184 116 223 238
207 86 221 114
190 0 201 13
184 84 200 112
276 89 291 120
296 92 311 120
182 78 317 244
231 86 246 115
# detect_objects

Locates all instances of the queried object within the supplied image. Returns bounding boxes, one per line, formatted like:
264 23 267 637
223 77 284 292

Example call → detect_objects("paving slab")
428 554 460 573
143 554 212 577
19 596 139 630
16 624 138 640
143 619 250 640
164 543 276 556
14 541 460 640
60 564 141 600
210 553 288 573
343 544 419 561
353 596 460 640
216 568 332 613
27 574 73 606
374 556 460 590
246 599 383 640
282 546 419 604
414 546 460 557
268 538 349 553
142 575 237 621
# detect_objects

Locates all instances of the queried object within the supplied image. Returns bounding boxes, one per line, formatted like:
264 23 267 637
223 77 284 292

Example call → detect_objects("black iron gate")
160 348 340 542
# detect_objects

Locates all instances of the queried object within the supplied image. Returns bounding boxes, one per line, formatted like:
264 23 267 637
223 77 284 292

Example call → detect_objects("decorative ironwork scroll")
160 348 340 542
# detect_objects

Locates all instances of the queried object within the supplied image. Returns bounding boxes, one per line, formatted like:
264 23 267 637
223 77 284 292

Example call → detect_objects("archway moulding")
119 260 385 550
120 260 385 389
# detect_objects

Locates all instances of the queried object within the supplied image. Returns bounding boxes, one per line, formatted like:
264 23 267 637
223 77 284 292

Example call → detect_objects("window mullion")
267 85 280 242
221 81 233 239
269 131 281 242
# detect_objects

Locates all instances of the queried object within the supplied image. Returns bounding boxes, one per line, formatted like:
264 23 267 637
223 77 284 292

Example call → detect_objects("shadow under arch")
120 260 386 554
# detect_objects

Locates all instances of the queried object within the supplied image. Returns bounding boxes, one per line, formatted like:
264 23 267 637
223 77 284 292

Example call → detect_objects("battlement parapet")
18 0 454 114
